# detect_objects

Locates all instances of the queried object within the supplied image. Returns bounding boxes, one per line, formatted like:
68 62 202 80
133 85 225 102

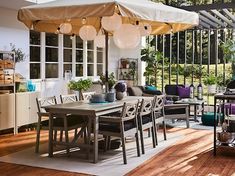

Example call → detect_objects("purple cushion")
177 86 190 98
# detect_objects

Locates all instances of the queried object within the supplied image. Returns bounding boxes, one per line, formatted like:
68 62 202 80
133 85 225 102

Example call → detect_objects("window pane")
46 47 58 62
64 35 72 48
76 36 83 49
46 63 58 78
30 46 40 62
87 64 94 76
30 31 40 45
30 63 40 79
97 47 103 51
97 64 103 76
97 51 103 63
63 49 72 62
46 33 58 46
76 64 83 77
87 51 94 63
87 41 94 50
76 50 83 62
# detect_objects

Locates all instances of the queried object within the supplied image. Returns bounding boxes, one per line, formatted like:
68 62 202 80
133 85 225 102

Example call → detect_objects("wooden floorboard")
0 128 234 176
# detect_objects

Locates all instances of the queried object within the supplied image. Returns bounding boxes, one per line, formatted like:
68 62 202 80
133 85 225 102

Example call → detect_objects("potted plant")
68 79 92 100
203 74 217 94
10 43 26 63
114 82 126 100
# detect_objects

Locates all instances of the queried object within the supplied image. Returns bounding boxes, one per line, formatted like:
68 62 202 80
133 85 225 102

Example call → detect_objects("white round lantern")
101 13 122 32
94 34 105 48
113 24 141 49
79 25 97 41
59 23 72 34
138 23 152 36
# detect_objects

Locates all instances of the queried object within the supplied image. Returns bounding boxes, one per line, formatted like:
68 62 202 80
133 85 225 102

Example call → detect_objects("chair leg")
59 130 63 142
63 117 70 156
139 126 145 154
121 134 127 164
53 130 57 143
147 128 151 137
35 116 41 153
155 125 158 146
74 128 77 136
163 120 167 140
135 132 140 157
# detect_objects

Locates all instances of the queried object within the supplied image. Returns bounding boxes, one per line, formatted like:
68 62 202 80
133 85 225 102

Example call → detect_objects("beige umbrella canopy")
18 0 199 91
18 0 199 35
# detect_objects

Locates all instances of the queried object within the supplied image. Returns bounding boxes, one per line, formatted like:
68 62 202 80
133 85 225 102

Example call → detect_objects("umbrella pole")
105 31 109 93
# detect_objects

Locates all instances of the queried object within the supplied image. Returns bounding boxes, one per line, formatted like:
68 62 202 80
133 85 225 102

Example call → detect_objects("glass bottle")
190 83 194 99
197 83 203 100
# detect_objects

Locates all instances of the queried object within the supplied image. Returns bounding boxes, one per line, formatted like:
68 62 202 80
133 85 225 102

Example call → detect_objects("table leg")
93 116 99 163
48 113 53 157
194 105 197 121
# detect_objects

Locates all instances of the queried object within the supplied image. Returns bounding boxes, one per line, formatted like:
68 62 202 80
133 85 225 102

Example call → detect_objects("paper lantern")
101 13 122 32
59 23 72 34
94 34 105 48
113 24 141 49
79 25 97 41
138 23 152 36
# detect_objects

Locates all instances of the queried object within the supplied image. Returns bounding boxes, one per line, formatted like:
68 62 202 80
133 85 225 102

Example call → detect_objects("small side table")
175 98 205 122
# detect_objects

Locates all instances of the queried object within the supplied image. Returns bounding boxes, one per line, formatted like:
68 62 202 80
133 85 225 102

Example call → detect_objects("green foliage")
217 74 232 87
68 79 92 91
98 72 116 90
222 39 235 62
108 72 116 90
141 46 169 86
10 43 26 62
203 74 217 85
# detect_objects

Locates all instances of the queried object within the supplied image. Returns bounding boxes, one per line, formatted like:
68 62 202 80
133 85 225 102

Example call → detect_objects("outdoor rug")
0 132 183 176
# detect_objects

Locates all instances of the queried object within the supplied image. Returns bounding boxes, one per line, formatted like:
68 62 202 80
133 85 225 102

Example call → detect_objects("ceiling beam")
199 20 211 29
199 10 225 27
222 9 235 23
199 14 218 28
211 10 235 28
181 2 235 11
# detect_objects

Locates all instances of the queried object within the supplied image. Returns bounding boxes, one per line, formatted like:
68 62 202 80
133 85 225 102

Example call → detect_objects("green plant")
10 43 26 62
98 72 116 91
222 39 235 78
68 79 92 91
203 74 217 86
108 72 116 90
141 47 168 87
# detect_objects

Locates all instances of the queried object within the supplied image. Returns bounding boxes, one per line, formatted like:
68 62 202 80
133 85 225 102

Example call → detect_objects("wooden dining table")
44 96 152 163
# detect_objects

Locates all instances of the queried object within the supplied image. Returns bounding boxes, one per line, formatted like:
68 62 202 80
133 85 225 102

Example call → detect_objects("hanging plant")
10 43 26 62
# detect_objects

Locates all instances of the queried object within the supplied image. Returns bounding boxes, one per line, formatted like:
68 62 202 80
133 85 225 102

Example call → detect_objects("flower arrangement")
114 82 126 92
68 79 92 99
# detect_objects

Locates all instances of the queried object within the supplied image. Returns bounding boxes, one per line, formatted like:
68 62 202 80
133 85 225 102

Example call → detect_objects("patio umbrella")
17 0 199 91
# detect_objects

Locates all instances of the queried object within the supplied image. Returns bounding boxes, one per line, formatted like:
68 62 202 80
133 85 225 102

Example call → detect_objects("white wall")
0 7 29 79
108 37 143 85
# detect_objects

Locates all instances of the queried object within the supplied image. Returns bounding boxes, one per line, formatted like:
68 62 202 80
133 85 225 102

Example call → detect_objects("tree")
141 46 169 86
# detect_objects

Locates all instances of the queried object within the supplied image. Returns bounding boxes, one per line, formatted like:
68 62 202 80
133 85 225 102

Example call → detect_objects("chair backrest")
152 95 165 114
139 98 153 116
82 91 96 100
60 94 78 104
36 96 57 113
121 101 139 121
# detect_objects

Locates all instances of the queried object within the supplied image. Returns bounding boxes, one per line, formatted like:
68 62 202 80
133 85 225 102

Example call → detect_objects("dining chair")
98 101 140 164
35 96 61 153
60 94 88 144
138 98 156 154
60 94 78 104
152 95 167 145
36 96 87 155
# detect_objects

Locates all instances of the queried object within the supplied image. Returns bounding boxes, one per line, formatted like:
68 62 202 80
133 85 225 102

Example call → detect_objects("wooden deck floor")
0 128 234 176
